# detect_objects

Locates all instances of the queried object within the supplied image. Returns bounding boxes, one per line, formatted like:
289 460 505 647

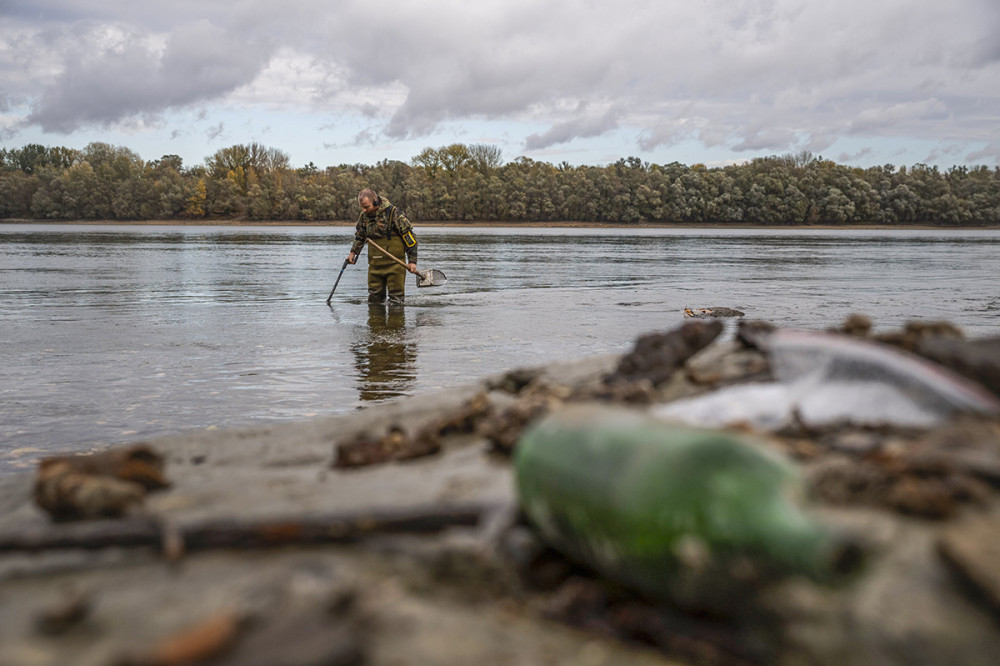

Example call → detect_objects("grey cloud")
953 1 1000 67
838 147 873 163
380 47 589 139
848 99 949 134
2 0 233 31
26 27 163 132
698 127 731 149
966 141 1000 163
732 127 798 153
524 109 621 150
25 20 273 132
161 21 272 101
637 125 687 152
382 71 545 139
350 129 378 147
334 1 625 139
638 113 722 151
205 122 224 140
923 143 967 165
804 133 835 154
358 1 926 150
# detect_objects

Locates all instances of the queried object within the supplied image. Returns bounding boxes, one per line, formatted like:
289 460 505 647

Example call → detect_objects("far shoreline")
3 218 999 231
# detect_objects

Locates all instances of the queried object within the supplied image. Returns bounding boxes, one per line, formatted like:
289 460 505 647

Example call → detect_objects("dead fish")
684 307 745 318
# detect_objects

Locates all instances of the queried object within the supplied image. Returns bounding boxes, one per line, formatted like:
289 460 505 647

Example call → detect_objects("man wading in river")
346 189 419 304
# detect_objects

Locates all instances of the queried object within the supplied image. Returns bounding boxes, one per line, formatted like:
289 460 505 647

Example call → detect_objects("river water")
2 224 999 474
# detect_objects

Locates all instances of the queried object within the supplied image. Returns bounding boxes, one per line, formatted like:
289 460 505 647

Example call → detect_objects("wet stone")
605 320 724 387
915 336 1000 400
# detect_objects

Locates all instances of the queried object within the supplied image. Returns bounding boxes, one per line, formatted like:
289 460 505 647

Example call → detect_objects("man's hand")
407 262 418 273
347 252 357 265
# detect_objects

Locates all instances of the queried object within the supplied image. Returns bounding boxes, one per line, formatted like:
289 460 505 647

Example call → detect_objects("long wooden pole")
366 239 419 274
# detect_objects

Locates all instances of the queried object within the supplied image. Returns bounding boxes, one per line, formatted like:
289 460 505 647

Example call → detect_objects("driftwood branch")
0 502 499 555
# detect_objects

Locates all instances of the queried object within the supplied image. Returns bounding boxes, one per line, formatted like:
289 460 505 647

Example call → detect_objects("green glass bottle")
515 405 860 609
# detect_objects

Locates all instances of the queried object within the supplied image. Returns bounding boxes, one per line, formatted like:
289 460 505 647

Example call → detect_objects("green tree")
468 144 504 175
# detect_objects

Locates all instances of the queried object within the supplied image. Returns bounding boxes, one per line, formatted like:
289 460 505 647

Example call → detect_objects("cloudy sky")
2 0 998 170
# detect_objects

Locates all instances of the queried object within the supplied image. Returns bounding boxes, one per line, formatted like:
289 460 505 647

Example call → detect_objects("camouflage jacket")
350 197 418 263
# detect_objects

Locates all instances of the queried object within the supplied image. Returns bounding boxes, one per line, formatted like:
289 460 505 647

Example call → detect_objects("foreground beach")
2 316 1000 665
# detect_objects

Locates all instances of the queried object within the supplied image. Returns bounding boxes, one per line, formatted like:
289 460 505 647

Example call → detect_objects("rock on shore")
2 316 1000 665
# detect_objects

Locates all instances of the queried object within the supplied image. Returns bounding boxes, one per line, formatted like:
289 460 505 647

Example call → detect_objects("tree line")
1 141 999 226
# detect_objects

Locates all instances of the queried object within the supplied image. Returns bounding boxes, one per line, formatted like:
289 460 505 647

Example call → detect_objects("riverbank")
3 218 998 230
2 316 1000 665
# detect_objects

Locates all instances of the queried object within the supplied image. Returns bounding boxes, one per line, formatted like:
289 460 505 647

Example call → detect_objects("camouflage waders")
350 196 417 304
367 234 408 304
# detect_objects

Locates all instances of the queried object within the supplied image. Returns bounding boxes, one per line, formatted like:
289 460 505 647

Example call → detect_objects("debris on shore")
2 314 1000 665
34 445 170 521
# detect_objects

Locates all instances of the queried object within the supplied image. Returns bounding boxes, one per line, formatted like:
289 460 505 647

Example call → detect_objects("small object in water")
515 405 862 611
684 307 745 318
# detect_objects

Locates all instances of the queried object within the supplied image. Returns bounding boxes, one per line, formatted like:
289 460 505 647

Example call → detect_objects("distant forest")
2 141 999 226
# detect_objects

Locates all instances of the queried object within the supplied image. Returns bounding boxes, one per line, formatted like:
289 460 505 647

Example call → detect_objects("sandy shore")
2 319 1000 664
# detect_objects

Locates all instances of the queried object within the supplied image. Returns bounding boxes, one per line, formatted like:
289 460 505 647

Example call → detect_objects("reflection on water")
352 304 417 402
